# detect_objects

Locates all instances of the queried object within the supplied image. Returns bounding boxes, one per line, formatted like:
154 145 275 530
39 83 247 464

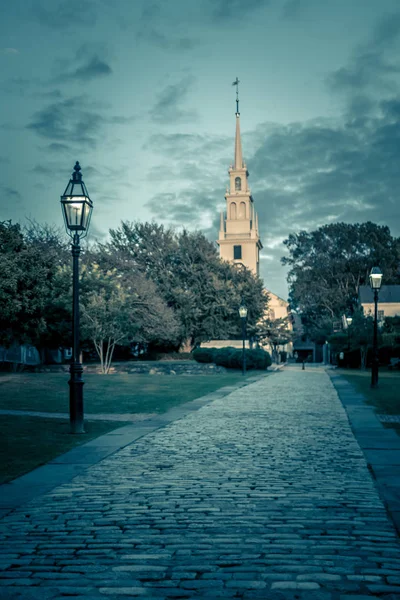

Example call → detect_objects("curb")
328 370 400 538
0 371 270 518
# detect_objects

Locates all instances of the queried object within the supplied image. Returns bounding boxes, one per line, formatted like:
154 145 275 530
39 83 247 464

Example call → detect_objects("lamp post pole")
70 233 84 433
61 162 93 434
371 288 379 389
241 316 246 376
238 301 248 376
369 266 382 390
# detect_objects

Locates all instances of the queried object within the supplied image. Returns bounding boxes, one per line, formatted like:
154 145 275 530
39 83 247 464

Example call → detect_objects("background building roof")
359 285 400 304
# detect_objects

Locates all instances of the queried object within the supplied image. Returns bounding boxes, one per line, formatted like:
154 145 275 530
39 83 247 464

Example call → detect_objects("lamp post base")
69 362 85 434
371 361 379 389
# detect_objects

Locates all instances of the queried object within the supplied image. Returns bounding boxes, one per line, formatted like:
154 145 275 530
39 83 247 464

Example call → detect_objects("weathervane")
232 77 240 115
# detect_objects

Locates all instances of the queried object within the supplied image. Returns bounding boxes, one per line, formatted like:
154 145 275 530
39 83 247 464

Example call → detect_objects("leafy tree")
80 263 179 373
256 316 293 362
282 222 400 340
103 221 267 349
0 220 55 348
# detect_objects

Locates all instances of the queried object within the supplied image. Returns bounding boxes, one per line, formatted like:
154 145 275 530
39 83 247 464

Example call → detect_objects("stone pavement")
1 369 400 600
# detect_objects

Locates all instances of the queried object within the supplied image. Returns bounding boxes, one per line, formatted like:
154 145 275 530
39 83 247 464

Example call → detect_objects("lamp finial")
73 161 82 181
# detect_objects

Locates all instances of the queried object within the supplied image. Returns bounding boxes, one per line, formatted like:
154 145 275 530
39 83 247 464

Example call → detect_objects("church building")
216 81 293 357
217 88 262 276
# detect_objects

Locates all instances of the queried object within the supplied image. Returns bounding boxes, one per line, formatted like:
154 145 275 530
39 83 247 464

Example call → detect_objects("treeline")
282 221 400 365
0 220 267 371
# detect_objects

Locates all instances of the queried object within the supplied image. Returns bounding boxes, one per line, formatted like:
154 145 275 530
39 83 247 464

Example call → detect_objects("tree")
0 220 56 348
256 316 293 362
80 263 179 373
103 221 267 349
282 222 400 341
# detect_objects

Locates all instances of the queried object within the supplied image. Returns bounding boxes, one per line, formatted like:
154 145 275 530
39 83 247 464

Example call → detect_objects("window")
230 202 237 219
239 201 246 218
235 177 241 191
378 310 385 322
234 245 242 259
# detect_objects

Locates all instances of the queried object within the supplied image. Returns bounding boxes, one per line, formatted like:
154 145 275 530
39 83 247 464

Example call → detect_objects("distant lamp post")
61 161 93 434
346 316 353 351
369 267 383 389
238 301 248 376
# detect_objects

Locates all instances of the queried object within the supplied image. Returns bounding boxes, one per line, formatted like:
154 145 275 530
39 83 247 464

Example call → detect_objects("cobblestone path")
1 369 400 599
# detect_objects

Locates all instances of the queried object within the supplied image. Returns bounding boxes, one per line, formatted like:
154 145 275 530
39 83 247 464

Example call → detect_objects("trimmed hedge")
193 346 271 370
192 348 216 363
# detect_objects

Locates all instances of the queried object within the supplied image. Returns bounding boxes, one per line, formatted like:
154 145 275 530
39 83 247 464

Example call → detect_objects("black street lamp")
369 266 383 389
238 301 248 376
61 162 93 434
346 316 352 351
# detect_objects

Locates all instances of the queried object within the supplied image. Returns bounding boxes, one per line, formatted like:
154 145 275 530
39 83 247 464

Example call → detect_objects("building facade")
359 285 400 319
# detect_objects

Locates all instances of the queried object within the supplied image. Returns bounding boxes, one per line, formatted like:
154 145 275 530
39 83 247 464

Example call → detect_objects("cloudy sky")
1 0 400 298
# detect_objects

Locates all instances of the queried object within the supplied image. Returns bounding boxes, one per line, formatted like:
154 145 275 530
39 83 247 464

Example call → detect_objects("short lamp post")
238 301 248 376
369 267 383 389
61 162 93 434
346 316 352 351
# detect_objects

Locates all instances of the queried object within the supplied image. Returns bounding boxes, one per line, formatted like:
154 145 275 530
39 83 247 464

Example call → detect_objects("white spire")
234 114 243 169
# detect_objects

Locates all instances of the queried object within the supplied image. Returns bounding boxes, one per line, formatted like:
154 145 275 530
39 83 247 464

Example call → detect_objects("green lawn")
0 371 266 414
337 368 400 414
0 416 127 485
0 370 268 484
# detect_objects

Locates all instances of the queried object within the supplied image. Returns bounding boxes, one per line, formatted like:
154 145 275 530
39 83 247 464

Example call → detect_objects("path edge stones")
0 371 274 518
328 369 400 539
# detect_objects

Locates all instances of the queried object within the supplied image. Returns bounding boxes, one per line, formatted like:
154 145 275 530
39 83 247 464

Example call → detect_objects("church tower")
217 79 262 276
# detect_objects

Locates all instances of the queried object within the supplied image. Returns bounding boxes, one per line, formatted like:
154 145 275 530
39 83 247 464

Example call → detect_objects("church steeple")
216 80 262 276
234 114 243 169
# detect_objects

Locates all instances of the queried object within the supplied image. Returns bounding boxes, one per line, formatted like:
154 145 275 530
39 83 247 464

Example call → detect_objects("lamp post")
238 301 248 376
61 162 93 434
369 267 383 389
346 316 352 352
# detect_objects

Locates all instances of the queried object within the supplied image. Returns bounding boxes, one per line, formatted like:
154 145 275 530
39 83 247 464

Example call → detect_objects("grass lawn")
337 368 400 414
0 416 127 485
0 370 268 484
0 371 266 414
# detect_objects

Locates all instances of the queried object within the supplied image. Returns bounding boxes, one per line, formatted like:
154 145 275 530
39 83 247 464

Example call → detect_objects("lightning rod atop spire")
232 77 240 115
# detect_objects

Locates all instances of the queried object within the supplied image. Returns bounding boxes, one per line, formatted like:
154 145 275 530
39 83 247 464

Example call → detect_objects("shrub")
214 347 239 368
192 348 216 363
246 348 272 370
213 347 271 370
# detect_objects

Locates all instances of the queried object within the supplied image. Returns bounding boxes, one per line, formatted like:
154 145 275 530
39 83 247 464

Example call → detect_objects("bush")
192 348 216 363
213 347 271 370
214 347 239 368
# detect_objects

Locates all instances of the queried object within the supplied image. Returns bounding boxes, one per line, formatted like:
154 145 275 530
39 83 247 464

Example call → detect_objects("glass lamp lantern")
239 304 248 319
369 267 383 290
61 161 93 238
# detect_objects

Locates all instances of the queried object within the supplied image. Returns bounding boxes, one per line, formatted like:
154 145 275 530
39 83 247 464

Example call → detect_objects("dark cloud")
34 0 97 29
146 188 222 229
327 12 400 100
149 76 198 123
210 0 268 21
51 45 113 83
0 186 22 201
65 56 112 81
47 142 70 153
137 3 198 50
26 96 133 146
139 29 198 51
0 77 40 96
